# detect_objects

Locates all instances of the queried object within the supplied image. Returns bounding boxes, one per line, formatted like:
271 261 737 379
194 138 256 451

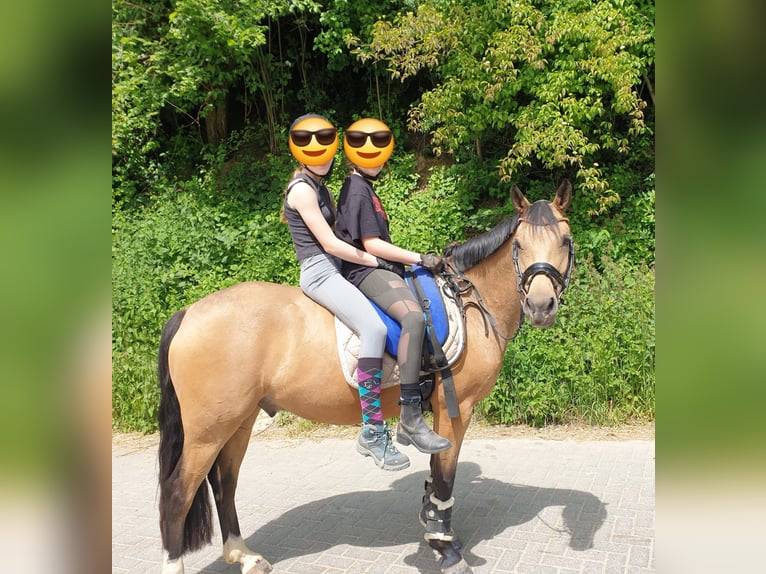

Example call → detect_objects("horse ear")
553 179 572 212
511 184 531 213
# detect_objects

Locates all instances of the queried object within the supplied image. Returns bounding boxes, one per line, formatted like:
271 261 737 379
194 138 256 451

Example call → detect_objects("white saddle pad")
335 274 465 389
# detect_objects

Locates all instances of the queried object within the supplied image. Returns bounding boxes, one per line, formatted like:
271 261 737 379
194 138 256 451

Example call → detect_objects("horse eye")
513 239 523 251
561 236 572 248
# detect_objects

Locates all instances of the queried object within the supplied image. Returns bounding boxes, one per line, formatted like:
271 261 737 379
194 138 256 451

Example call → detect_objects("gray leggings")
300 254 387 358
358 269 425 386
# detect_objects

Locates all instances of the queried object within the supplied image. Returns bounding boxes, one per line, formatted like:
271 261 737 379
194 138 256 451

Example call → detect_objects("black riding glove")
419 253 444 273
376 257 397 273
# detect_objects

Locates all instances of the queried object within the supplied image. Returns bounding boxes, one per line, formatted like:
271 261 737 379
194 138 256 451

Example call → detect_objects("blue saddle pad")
370 265 449 358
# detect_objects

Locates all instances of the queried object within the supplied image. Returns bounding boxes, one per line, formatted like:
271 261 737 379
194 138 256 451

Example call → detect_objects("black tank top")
283 173 336 261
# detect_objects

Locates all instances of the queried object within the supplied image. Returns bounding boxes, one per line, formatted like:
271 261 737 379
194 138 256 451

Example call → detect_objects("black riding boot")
396 399 452 453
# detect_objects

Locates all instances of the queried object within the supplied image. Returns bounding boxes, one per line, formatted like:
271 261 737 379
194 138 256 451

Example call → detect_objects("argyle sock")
357 357 384 425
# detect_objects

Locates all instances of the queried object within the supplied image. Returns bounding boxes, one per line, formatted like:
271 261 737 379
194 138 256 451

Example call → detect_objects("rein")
441 214 573 341
440 262 518 342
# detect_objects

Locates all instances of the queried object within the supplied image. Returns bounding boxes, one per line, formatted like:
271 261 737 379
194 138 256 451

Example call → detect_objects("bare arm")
361 236 421 265
287 182 380 267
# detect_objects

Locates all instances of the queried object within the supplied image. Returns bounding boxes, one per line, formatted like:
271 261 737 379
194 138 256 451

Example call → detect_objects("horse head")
511 180 573 328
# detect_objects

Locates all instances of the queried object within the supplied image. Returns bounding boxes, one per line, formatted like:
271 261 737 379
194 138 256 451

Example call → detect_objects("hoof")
441 558 472 574
244 558 273 574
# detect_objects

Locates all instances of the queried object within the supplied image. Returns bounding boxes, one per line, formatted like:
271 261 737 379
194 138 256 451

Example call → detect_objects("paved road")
112 432 654 574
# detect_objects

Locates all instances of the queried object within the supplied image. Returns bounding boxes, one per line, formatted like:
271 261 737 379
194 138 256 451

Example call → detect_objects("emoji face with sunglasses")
288 115 339 166
343 118 394 169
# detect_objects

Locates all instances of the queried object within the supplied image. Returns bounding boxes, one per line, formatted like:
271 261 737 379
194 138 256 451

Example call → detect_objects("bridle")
512 217 574 306
440 210 574 341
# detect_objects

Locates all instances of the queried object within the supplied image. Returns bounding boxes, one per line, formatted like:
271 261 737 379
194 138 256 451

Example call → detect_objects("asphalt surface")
112 430 654 574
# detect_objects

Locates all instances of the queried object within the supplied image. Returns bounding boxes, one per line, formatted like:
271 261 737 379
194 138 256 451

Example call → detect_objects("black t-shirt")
334 173 404 285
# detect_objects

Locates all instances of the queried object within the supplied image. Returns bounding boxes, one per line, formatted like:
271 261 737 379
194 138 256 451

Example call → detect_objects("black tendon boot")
396 397 452 453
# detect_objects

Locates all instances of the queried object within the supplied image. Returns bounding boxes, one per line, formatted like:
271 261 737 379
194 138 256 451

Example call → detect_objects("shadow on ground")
200 461 607 573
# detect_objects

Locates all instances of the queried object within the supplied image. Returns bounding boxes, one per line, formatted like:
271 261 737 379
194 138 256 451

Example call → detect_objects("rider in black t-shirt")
334 118 452 454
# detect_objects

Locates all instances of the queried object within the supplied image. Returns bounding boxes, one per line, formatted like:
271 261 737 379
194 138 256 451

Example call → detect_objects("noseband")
512 220 574 304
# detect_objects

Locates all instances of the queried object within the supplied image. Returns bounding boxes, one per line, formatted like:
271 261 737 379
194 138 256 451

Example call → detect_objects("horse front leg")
208 414 273 574
422 416 473 574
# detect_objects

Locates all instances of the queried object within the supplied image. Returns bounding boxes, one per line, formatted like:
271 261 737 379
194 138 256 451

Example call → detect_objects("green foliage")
359 0 654 215
112 154 298 431
161 0 272 108
573 171 655 267
112 0 324 199
316 0 413 71
111 15 166 202
112 0 654 432
477 252 655 426
377 158 476 251
111 151 476 431
113 146 655 431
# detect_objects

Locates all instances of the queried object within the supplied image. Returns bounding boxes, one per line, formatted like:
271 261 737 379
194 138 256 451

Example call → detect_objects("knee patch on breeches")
397 309 425 383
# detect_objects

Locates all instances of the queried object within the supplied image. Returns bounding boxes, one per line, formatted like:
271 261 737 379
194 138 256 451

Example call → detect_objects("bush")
112 150 480 431
380 158 476 251
112 147 655 432
477 251 655 426
111 172 296 431
572 171 655 269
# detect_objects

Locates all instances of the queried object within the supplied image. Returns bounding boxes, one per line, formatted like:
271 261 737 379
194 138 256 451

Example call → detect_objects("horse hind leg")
159 309 219 574
159 443 220 574
208 412 273 574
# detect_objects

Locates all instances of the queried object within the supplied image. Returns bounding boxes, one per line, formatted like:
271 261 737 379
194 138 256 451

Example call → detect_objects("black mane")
444 215 520 273
444 201 559 272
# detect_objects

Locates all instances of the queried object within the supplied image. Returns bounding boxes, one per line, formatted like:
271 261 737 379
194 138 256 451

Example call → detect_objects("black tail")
157 309 213 555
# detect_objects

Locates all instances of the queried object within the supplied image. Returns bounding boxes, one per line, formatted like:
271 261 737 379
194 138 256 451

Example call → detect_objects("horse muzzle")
522 293 559 328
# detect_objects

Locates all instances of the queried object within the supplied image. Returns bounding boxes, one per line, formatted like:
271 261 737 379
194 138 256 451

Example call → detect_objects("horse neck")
459 241 522 344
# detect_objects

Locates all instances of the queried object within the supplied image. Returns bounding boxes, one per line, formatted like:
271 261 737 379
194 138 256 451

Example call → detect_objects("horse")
156 180 574 574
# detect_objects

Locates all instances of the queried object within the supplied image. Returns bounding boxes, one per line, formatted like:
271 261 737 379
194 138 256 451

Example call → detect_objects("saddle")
335 265 465 415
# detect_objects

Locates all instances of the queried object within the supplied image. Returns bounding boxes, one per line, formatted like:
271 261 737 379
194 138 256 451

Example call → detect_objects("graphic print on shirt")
372 195 388 220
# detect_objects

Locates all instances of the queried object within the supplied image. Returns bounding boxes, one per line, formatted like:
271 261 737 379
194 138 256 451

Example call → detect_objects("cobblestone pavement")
112 434 654 573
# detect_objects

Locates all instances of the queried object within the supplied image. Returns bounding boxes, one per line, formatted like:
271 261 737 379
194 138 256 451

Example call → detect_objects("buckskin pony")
157 180 574 574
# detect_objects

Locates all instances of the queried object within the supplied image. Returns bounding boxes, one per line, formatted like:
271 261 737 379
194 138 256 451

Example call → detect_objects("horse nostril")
527 297 556 317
